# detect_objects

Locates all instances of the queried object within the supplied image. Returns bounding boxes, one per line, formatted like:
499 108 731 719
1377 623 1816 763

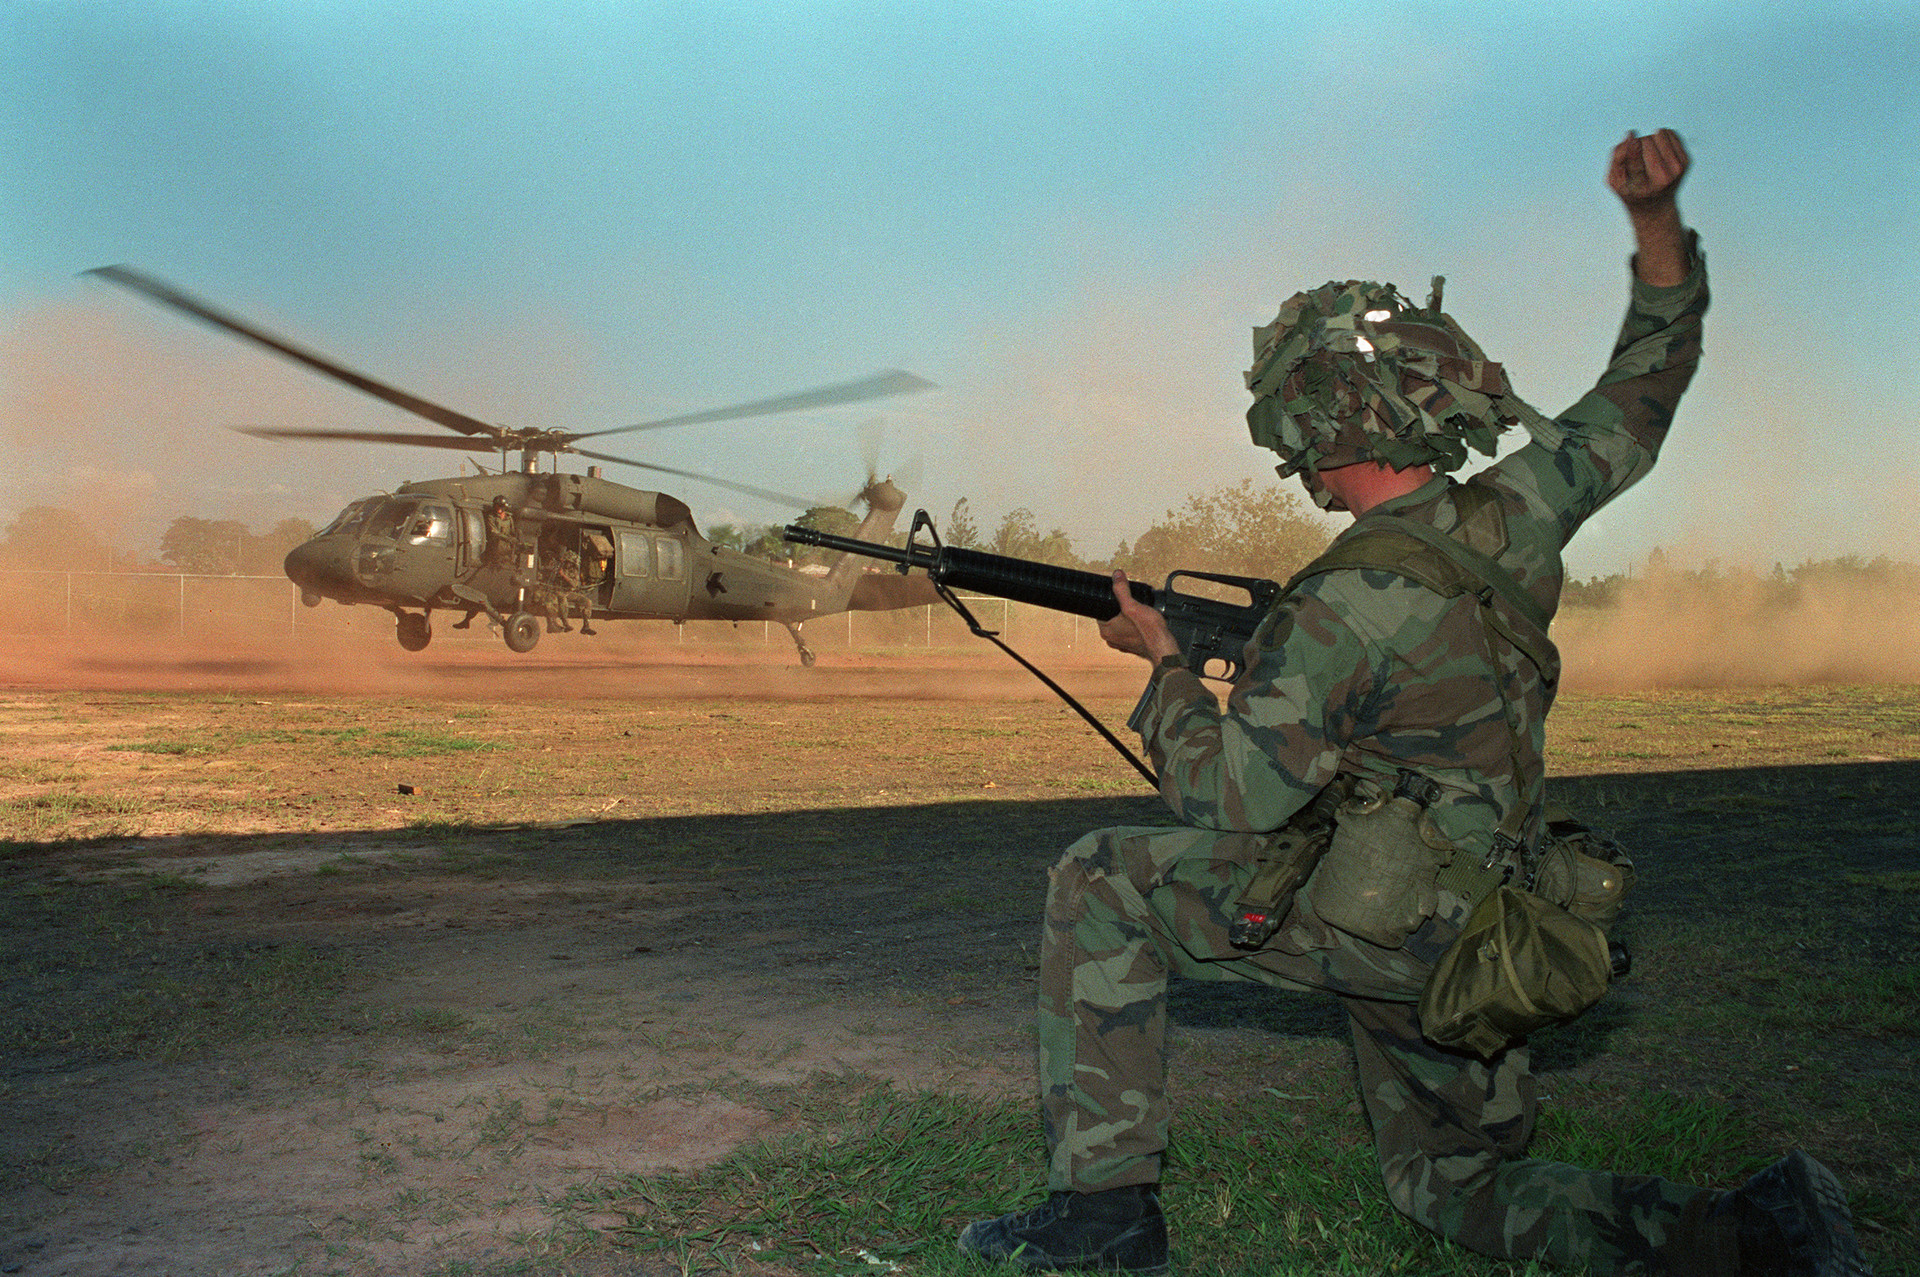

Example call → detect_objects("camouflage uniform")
483 502 517 569
539 545 594 631
1042 246 1723 1273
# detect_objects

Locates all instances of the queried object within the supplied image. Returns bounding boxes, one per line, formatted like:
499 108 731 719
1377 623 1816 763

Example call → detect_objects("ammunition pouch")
1529 816 1636 931
1227 822 1335 949
1419 812 1634 1059
1418 886 1612 1059
1227 774 1353 950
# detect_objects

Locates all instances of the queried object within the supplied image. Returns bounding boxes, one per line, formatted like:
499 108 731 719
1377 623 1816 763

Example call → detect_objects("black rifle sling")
1283 484 1559 884
932 582 1160 787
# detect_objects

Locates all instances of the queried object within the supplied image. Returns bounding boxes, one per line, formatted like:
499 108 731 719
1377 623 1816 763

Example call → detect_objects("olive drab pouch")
1227 820 1336 949
1418 885 1613 1059
1419 810 1634 1058
1306 778 1451 949
1228 774 1352 949
1530 812 1636 931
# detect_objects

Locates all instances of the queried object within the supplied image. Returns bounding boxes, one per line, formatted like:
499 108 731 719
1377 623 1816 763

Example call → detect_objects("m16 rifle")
782 509 1282 682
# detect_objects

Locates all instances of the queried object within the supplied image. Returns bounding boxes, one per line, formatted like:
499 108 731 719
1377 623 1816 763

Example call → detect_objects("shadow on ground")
3 761 1915 1275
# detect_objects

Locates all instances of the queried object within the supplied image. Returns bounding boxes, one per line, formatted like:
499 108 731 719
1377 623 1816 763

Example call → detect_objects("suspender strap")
1286 485 1560 894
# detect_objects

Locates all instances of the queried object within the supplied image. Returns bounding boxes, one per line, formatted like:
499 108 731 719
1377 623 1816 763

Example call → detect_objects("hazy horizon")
4 1 1915 580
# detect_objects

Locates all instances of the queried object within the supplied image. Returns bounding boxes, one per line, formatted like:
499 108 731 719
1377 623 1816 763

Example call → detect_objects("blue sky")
3 0 1915 577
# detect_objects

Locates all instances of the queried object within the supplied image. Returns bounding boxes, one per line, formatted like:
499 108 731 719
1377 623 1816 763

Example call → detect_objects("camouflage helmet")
1244 277 1552 505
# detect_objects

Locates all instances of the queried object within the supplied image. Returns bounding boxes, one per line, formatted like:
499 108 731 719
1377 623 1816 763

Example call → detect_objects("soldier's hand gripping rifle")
782 510 1284 784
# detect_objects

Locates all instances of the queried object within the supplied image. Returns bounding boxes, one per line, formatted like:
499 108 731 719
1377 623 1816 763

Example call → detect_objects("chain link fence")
0 569 1107 655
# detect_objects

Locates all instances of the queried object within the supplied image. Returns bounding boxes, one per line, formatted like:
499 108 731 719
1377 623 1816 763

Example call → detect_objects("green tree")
1114 478 1329 584
1561 573 1629 609
989 507 1040 558
1 507 108 570
160 516 251 574
986 506 1081 567
784 505 859 568
945 498 982 549
249 518 316 573
743 527 792 561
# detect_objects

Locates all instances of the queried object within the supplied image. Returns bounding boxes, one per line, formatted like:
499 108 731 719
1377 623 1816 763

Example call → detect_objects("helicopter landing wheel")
503 612 542 654
299 589 323 609
798 645 817 668
396 612 432 652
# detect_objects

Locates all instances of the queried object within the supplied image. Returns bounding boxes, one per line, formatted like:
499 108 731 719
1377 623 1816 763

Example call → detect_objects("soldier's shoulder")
1295 565 1455 648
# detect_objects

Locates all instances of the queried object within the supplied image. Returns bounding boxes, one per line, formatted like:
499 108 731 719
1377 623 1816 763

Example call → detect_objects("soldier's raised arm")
1609 128 1691 286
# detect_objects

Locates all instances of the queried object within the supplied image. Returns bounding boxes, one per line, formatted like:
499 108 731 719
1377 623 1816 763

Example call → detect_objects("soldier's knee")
1051 834 1097 878
1048 830 1137 919
1051 828 1134 880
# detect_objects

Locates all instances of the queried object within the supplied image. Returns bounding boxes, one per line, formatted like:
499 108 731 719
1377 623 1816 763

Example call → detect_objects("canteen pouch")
1419 885 1612 1059
1308 786 1446 949
1530 817 1636 930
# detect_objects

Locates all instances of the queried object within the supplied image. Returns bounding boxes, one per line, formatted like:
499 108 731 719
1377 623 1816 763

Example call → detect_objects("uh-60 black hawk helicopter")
89 265 941 665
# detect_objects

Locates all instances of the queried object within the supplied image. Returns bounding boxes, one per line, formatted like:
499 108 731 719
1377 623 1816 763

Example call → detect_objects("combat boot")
957 1184 1166 1273
1723 1150 1873 1276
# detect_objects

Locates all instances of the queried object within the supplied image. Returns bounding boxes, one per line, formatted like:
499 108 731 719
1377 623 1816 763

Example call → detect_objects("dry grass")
1 673 1915 1275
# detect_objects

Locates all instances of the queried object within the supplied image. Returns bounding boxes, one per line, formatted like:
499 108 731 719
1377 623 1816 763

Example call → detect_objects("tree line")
721 477 1337 587
0 508 316 576
1558 547 1920 610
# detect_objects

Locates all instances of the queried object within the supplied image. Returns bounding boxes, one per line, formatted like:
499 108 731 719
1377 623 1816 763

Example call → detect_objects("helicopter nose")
283 540 355 596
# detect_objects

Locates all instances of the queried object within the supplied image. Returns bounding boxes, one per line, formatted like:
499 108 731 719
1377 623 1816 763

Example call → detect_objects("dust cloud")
9 583 1916 704
1557 575 1920 690
0 295 493 553
0 623 1151 703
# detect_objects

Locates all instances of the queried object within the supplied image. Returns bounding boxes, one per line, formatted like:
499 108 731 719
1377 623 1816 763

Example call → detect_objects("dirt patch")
1 652 1916 1275
2 826 1061 1275
0 628 1146 703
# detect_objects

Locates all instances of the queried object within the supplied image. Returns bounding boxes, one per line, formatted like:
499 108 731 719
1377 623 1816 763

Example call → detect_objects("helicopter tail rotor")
835 418 923 512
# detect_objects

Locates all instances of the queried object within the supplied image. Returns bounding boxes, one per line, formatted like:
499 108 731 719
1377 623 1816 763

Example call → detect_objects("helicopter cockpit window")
407 505 452 545
616 531 652 579
367 499 421 541
321 498 379 538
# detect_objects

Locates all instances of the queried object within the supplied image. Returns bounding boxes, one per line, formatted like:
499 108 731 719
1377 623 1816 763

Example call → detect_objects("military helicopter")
89 265 940 664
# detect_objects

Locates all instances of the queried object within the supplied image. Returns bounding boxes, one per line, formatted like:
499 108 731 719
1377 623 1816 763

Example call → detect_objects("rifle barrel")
781 524 1153 621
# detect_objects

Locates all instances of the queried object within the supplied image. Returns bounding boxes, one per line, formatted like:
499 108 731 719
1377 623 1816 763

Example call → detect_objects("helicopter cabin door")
455 505 487 575
609 530 692 618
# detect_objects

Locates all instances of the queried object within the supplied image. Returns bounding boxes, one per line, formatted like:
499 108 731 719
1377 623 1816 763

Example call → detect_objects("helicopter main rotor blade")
570 446 815 507
237 426 507 452
87 265 504 440
577 369 934 440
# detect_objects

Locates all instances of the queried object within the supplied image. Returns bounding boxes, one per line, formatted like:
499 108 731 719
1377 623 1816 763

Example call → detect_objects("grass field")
1 669 1915 1276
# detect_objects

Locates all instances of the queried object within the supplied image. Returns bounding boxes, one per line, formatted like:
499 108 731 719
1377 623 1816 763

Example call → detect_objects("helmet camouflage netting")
1244 277 1552 503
